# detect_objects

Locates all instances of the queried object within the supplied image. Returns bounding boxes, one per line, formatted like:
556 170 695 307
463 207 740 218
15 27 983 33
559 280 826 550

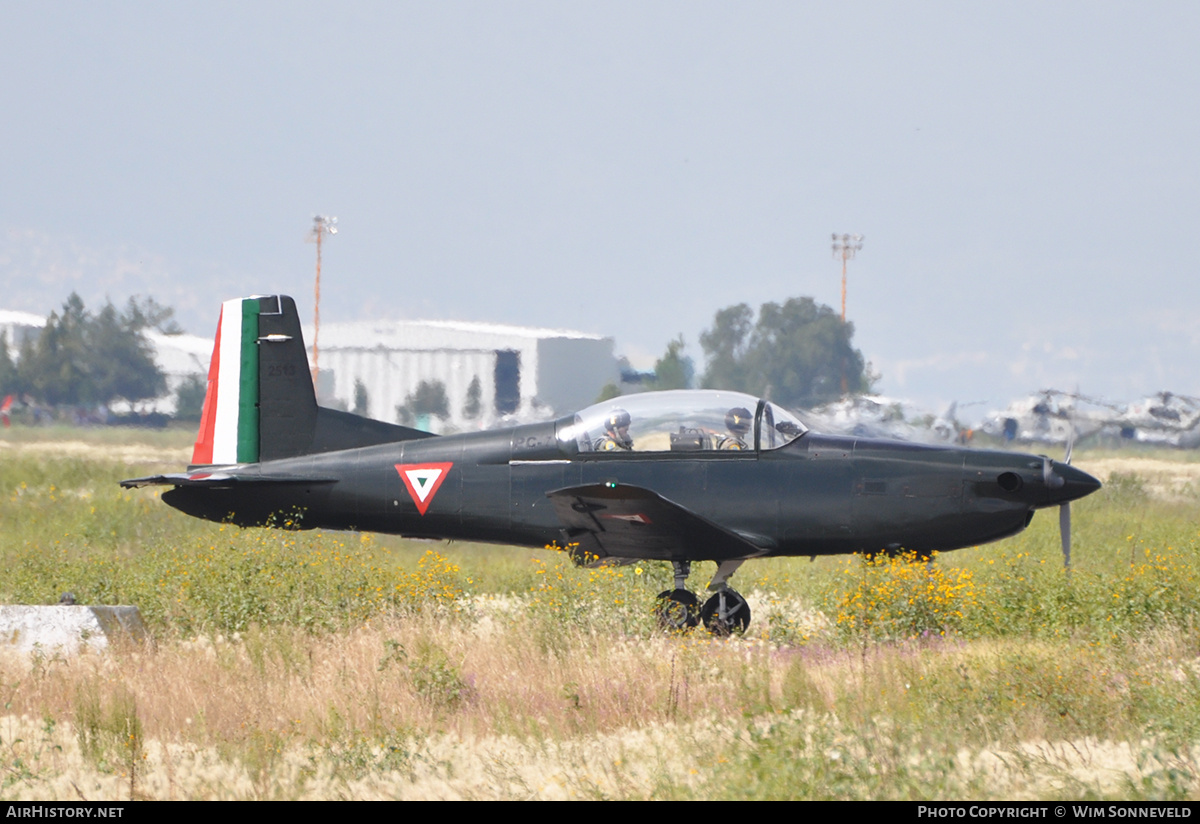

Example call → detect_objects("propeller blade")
1059 423 1075 571
1059 502 1071 570
1065 385 1078 465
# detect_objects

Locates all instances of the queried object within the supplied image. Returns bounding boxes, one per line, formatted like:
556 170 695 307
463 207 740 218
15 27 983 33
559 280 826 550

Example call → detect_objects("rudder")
192 296 278 465
191 295 430 467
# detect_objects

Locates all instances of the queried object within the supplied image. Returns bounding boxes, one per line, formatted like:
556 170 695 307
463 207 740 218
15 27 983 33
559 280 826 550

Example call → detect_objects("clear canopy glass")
557 390 807 455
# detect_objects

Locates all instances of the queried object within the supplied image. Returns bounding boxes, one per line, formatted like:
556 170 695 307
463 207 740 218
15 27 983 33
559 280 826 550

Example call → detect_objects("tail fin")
191 295 432 467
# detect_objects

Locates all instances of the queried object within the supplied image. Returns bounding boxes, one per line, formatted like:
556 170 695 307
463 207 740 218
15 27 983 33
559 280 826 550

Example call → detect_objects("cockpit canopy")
556 390 807 455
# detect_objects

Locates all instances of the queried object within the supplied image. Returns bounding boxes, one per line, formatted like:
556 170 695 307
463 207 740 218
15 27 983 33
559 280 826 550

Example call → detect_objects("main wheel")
701 589 751 635
654 589 700 631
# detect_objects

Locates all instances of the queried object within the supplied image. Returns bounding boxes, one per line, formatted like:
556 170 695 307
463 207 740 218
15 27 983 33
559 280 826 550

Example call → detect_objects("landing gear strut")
654 560 751 635
654 561 699 630
700 590 750 635
699 559 750 635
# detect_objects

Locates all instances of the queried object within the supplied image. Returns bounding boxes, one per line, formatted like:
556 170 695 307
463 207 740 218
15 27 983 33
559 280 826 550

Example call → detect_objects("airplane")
121 295 1102 634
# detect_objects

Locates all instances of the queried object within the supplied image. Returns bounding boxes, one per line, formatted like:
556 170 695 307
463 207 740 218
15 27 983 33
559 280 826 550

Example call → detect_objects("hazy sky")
2 2 1197 416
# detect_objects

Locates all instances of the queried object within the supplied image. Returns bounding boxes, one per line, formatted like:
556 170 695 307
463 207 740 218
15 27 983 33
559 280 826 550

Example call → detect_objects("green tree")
0 332 19 396
174 374 208 422
699 303 754 394
700 297 870 408
463 375 482 419
16 293 167 407
89 300 166 403
396 380 450 426
653 335 694 390
19 293 94 405
353 378 369 416
122 295 182 335
594 382 622 403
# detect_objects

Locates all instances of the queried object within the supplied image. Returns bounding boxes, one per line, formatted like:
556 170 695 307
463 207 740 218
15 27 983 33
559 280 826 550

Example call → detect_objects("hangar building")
0 309 46 350
305 319 618 431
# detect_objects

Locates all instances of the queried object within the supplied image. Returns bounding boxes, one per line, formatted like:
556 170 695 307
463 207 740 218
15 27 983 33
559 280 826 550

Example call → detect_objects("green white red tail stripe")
192 298 261 465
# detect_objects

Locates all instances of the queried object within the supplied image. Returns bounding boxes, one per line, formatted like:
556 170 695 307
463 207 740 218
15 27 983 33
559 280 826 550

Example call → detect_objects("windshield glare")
557 390 807 454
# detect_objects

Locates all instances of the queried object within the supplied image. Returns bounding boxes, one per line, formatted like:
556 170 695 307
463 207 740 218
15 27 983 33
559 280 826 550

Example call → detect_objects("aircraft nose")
1048 462 1102 504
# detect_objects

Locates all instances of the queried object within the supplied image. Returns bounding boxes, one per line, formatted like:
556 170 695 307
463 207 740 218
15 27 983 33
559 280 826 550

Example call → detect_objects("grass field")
1 429 1198 800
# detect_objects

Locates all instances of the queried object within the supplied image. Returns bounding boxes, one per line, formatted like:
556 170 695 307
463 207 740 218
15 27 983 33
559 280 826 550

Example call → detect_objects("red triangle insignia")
395 462 454 516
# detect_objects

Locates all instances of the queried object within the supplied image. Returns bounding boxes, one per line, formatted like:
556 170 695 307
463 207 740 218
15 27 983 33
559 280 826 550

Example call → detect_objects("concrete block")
0 605 149 654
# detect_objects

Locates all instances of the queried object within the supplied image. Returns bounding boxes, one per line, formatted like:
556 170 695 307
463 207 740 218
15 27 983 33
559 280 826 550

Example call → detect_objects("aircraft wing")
546 483 764 563
120 470 337 489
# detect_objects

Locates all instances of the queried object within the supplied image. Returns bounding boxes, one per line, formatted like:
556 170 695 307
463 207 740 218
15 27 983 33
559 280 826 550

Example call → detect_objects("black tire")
654 588 700 631
700 589 751 635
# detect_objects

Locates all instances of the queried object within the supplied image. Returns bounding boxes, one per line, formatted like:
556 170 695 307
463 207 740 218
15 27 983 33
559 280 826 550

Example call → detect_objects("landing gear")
654 559 751 635
700 559 749 635
654 589 699 630
655 561 699 631
700 589 750 635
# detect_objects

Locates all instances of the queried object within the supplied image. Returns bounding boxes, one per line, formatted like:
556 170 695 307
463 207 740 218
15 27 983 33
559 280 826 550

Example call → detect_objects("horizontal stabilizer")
120 471 337 489
307 406 436 456
546 483 763 562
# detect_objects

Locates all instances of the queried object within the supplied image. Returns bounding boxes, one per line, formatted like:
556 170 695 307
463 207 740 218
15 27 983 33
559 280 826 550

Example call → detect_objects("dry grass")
0 440 189 469
2 616 776 744
3 616 1199 800
0 616 779 799
1075 456 1200 502
3 430 1200 799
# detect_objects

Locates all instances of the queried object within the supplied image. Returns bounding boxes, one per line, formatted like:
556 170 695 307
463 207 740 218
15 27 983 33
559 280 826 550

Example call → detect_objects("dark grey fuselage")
162 417 1099 561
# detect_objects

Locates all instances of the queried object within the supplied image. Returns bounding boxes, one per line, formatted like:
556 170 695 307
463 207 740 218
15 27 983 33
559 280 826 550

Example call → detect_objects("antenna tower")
308 215 338 387
831 233 864 395
831 233 864 322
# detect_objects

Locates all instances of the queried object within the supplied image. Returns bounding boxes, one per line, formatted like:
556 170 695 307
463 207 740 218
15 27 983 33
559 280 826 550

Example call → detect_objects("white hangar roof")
305 318 608 351
304 318 617 430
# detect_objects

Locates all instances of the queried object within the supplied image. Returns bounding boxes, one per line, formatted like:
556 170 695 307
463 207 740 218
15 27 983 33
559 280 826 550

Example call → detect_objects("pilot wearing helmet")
717 406 752 450
595 408 634 451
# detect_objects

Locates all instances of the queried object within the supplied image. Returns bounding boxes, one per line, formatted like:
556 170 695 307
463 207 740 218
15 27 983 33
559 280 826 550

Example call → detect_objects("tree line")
1 292 874 423
624 296 874 409
0 293 177 409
